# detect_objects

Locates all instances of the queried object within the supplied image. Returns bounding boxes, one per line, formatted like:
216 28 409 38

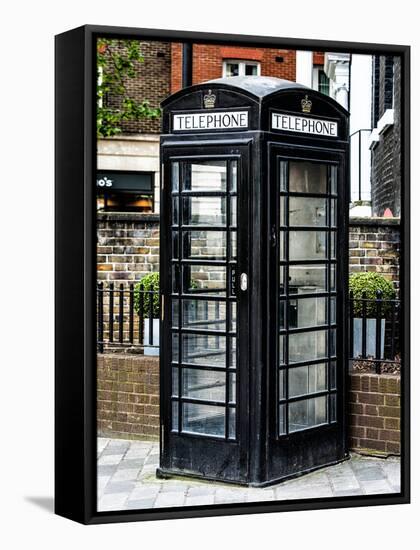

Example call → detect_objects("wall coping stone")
349 217 400 227
97 212 160 223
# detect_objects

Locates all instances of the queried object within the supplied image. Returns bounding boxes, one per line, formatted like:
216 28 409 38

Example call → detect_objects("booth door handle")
240 273 248 292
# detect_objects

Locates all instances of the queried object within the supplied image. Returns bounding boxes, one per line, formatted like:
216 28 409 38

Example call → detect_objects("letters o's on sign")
271 112 338 137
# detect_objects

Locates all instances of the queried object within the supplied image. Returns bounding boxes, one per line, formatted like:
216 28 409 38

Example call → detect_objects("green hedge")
349 272 396 316
134 272 160 318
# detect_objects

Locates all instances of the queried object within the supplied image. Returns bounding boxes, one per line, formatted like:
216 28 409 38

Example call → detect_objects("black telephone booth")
158 76 349 486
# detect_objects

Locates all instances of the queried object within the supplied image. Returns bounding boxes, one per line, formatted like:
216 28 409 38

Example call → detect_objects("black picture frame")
55 24 410 525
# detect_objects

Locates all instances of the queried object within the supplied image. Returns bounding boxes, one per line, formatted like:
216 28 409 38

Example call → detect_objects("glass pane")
289 231 327 260
289 162 327 194
279 369 286 400
245 64 258 76
230 302 237 331
182 368 226 401
182 299 226 331
228 408 236 439
182 196 226 226
172 197 179 225
172 264 180 293
172 333 179 362
279 266 286 295
289 297 328 329
172 162 179 192
279 196 286 226
230 231 237 260
288 363 327 398
330 328 336 356
289 197 327 226
183 264 226 295
289 264 327 293
279 403 286 435
330 232 336 259
288 330 328 363
279 300 286 330
182 334 226 367
230 161 237 192
172 233 179 258
330 394 337 422
229 373 236 403
229 337 236 369
330 361 337 390
172 367 179 396
226 63 239 77
230 197 237 226
330 199 337 227
289 396 328 432
330 297 336 324
183 231 226 260
172 401 179 431
172 300 179 327
184 160 226 192
330 264 336 291
279 231 286 261
330 166 338 194
279 161 288 191
279 335 286 365
182 403 225 437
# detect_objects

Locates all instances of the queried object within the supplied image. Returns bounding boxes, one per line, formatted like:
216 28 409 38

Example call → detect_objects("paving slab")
97 438 401 512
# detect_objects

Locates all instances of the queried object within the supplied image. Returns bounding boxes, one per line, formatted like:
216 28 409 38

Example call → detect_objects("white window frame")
222 59 261 77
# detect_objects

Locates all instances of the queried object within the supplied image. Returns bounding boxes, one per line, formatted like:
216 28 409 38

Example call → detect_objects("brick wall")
349 372 400 455
97 354 159 439
349 218 400 291
171 43 296 92
97 213 159 283
103 40 171 135
371 56 401 217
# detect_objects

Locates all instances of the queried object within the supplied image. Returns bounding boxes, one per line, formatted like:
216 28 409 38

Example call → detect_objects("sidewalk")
97 437 401 512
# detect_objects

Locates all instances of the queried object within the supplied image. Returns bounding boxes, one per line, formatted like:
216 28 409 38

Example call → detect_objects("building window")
318 69 330 96
96 171 154 213
223 60 261 77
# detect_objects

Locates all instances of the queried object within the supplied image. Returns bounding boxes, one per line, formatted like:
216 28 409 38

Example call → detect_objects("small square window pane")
330 232 336 259
289 264 327 293
330 264 336 291
183 264 226 296
182 403 225 437
288 330 328 364
279 265 286 295
279 231 286 261
330 297 336 325
182 299 226 331
289 363 327 398
330 199 337 227
280 196 286 227
230 302 237 332
289 162 327 194
330 166 338 194
289 396 328 433
182 368 226 401
230 197 237 226
230 231 237 260
289 297 327 329
289 197 327 227
279 300 286 330
289 231 327 261
229 373 236 403
182 196 226 226
226 63 239 77
182 334 226 368
279 161 288 191
184 231 226 261
186 160 227 191
229 337 237 369
245 64 258 76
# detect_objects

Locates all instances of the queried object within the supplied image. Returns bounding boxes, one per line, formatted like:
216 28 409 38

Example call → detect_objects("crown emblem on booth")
203 89 216 109
301 95 312 113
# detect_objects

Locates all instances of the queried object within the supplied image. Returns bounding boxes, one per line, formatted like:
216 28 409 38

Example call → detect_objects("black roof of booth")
206 76 309 98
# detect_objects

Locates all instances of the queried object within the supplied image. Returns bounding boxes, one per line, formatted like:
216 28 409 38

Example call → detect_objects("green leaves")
96 39 161 138
134 273 160 318
349 272 396 316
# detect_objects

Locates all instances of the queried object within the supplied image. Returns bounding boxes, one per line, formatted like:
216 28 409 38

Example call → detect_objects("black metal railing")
97 282 160 353
349 290 401 373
